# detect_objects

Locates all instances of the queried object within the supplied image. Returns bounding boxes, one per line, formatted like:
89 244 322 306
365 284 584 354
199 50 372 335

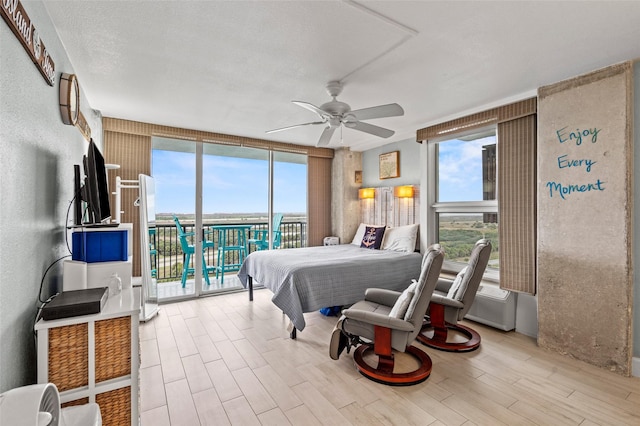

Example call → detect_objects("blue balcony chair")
248 213 283 251
173 216 215 288
149 228 157 278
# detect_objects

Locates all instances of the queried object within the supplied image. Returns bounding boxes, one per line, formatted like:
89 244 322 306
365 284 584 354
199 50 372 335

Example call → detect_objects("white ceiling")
44 1 640 152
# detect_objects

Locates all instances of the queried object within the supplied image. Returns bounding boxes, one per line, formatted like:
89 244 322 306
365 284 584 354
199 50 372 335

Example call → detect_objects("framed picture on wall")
355 170 362 184
379 151 399 179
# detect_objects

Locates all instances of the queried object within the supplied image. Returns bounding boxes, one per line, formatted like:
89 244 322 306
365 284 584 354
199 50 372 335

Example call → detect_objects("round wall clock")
59 73 80 126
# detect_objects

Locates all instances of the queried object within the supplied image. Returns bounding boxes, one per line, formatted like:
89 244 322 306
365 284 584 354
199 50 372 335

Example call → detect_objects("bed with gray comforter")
237 244 423 333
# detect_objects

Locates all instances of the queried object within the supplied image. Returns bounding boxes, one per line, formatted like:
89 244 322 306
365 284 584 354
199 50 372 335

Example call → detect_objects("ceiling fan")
266 81 404 147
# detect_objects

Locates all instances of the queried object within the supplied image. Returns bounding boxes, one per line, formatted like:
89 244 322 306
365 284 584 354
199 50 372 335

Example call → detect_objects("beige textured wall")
331 148 362 244
537 63 633 375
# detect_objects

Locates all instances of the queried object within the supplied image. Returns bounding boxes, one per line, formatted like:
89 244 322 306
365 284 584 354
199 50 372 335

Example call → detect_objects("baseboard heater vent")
465 284 517 331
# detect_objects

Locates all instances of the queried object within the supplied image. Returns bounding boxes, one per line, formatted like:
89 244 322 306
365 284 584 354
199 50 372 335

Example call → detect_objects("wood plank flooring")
139 289 640 425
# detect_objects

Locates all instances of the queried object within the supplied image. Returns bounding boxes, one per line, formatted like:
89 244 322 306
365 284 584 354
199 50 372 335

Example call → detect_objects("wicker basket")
95 317 131 382
61 397 89 408
48 323 88 391
96 386 131 426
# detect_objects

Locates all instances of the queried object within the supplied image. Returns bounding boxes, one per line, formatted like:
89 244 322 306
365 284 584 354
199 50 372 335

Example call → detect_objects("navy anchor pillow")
360 226 386 250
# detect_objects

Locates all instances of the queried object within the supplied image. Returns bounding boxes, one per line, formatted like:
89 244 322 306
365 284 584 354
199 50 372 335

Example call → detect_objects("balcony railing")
150 220 307 282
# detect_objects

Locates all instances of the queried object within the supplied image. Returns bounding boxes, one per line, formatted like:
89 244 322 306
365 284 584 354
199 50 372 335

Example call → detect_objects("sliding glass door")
151 137 307 301
152 138 199 301
273 151 307 249
200 144 269 295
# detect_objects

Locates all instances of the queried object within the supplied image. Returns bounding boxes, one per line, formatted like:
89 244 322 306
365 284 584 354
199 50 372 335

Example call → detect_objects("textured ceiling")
44 1 640 151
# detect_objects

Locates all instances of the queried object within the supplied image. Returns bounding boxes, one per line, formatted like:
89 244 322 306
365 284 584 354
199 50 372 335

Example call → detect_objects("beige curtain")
307 156 332 246
498 115 537 294
103 131 151 277
417 98 537 141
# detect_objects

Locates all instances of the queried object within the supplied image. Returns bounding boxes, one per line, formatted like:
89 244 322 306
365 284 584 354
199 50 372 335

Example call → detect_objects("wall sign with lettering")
544 125 605 200
76 111 92 142
1 0 56 86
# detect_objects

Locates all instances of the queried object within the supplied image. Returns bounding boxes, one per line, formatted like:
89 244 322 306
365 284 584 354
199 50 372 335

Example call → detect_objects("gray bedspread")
237 245 423 331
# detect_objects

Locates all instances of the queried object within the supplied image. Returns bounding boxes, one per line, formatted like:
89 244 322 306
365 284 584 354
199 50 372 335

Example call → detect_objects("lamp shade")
394 185 414 198
358 188 375 199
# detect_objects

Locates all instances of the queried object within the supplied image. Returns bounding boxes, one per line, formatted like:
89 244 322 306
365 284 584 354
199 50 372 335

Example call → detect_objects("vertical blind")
417 98 538 294
307 156 333 246
498 115 537 294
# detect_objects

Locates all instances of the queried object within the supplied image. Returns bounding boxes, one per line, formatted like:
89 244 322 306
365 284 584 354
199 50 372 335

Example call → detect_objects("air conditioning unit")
323 236 340 246
465 284 517 331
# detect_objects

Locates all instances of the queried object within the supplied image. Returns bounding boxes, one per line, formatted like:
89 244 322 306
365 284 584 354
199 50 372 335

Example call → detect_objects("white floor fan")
0 383 101 426
267 81 404 146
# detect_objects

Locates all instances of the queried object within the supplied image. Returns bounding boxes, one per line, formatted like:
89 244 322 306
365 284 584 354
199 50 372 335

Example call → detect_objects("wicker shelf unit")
35 287 140 426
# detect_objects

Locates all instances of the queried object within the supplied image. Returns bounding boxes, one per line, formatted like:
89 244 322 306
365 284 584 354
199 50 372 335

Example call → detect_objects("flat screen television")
74 139 111 226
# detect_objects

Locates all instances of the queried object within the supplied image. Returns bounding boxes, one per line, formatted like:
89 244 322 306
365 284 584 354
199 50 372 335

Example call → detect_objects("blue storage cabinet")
72 229 128 263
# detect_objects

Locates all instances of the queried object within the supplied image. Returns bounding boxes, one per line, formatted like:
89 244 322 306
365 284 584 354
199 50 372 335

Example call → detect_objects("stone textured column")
537 62 633 375
331 148 362 244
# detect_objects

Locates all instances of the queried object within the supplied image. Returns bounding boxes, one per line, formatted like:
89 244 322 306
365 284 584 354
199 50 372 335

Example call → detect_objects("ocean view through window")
429 128 500 273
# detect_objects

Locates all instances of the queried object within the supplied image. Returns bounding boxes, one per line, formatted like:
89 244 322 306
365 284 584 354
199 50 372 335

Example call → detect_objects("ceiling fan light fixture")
343 113 358 128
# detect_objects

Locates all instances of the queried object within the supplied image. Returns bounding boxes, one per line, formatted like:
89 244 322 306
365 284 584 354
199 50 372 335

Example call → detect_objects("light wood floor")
139 289 640 425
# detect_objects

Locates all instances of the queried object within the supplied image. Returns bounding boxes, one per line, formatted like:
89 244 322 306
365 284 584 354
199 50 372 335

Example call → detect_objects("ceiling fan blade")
292 101 330 119
316 126 337 147
350 103 404 121
266 121 325 134
351 121 395 138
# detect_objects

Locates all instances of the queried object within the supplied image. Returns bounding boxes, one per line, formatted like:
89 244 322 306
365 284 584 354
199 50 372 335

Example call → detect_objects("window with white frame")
427 127 499 276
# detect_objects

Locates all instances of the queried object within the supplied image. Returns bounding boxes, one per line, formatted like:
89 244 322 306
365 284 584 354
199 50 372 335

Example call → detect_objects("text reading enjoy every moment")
545 126 604 200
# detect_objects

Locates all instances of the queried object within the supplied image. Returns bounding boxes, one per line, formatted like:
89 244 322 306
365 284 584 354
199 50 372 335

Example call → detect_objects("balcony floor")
156 273 244 301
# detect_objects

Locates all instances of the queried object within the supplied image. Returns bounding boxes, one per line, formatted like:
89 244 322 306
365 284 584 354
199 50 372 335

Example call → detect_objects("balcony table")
209 224 253 284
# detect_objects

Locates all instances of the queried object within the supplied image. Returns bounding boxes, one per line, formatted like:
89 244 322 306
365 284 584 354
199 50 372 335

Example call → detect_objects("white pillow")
447 266 469 300
389 282 417 319
381 224 419 252
351 223 381 245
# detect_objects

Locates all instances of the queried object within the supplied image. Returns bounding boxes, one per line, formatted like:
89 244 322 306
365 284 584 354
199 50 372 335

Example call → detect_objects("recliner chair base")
418 321 481 352
417 301 481 352
353 343 433 386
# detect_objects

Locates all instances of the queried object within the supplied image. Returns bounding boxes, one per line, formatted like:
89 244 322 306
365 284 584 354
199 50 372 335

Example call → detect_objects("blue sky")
152 135 492 213
437 136 495 202
152 150 307 214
